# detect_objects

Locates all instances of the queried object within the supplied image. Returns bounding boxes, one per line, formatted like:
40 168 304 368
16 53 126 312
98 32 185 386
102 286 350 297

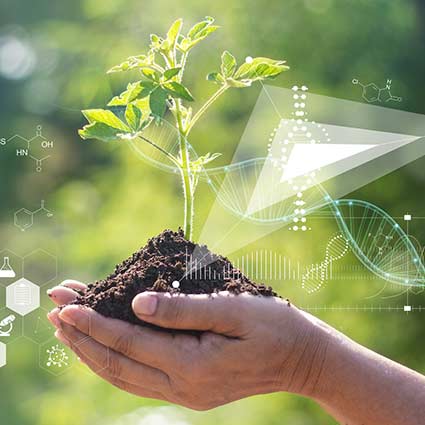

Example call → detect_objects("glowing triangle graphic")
281 143 376 182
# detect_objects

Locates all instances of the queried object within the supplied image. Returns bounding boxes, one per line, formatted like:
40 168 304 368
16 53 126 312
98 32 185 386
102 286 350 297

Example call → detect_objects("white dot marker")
245 56 253 63
172 281 180 289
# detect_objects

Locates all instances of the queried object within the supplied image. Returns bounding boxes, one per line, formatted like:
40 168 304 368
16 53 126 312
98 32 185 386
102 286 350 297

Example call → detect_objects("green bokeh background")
0 0 424 424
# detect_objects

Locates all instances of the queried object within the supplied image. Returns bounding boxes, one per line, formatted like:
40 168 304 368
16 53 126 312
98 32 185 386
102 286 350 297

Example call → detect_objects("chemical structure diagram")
14 200 53 232
0 125 54 172
352 78 402 104
46 344 69 368
371 231 394 256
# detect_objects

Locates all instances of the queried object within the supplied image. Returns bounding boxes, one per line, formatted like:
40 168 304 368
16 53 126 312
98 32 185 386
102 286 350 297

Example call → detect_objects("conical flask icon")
0 257 16 279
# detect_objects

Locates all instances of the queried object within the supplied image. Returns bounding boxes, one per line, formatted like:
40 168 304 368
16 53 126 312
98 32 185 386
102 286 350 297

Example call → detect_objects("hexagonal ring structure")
14 209 34 232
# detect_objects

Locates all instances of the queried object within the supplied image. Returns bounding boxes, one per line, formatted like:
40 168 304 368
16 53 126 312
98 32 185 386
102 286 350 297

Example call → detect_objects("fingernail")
47 309 62 329
46 286 61 298
133 294 158 316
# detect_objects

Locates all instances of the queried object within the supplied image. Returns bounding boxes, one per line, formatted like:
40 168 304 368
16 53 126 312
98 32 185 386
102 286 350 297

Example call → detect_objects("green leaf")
167 19 183 50
162 82 194 101
125 104 142 131
82 109 129 131
149 87 168 119
79 122 125 142
108 81 156 106
179 16 219 52
141 68 160 81
163 67 181 81
206 72 225 85
150 34 162 50
132 97 152 119
220 51 237 78
234 57 289 81
187 16 214 39
107 53 156 74
190 152 221 173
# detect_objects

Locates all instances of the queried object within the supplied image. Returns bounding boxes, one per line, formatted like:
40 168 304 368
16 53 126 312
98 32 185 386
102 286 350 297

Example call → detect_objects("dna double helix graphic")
126 97 425 289
302 233 350 294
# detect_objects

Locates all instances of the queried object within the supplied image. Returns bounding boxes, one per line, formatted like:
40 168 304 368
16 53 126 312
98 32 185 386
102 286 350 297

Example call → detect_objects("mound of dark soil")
73 229 278 327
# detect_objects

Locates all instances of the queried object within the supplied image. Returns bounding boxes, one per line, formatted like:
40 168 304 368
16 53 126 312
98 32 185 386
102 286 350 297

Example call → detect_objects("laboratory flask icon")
0 257 16 279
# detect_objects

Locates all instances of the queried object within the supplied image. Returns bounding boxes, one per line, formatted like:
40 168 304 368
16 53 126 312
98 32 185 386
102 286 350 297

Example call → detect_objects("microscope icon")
0 314 16 337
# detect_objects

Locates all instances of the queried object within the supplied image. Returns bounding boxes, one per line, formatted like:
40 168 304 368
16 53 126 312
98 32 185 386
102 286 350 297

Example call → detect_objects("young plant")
79 17 289 240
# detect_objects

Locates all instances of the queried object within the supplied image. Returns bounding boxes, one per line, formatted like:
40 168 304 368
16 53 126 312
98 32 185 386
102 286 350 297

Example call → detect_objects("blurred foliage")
0 0 424 424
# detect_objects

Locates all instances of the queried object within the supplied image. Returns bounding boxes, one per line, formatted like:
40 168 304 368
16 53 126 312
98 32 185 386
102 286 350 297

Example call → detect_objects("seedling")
79 17 289 240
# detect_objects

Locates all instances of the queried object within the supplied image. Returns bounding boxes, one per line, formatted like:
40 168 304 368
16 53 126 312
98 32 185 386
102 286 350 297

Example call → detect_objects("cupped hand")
48 282 330 410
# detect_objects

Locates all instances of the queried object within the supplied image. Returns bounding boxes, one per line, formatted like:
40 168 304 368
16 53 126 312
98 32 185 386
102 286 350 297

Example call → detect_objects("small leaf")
163 67 181 81
149 87 168 119
132 97 152 119
108 81 156 106
206 72 225 85
150 34 162 50
163 82 194 101
82 109 129 131
187 16 214 39
107 61 132 73
107 53 156 74
234 57 289 81
190 152 222 173
220 51 237 78
79 122 125 142
141 68 160 81
125 104 142 131
163 19 183 52
180 16 219 52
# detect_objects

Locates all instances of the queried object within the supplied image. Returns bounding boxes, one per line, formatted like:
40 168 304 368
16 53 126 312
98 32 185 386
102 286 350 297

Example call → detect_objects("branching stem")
186 84 229 135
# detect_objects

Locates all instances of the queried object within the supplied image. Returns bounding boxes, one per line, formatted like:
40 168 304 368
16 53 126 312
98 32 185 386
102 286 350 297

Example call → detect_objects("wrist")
276 308 342 398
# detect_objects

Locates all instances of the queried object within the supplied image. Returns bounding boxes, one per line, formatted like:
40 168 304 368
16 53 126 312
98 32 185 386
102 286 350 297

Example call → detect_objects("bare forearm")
304 315 425 424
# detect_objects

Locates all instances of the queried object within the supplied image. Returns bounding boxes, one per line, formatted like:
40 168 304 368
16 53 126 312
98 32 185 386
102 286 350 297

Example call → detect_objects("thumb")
132 291 244 335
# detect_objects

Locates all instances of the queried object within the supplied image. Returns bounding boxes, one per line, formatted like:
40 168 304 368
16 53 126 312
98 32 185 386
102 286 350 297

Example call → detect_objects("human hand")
48 282 330 410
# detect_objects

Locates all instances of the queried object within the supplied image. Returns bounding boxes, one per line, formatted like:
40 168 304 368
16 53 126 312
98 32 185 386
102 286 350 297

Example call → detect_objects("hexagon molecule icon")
6 278 40 316
0 342 6 368
14 209 34 231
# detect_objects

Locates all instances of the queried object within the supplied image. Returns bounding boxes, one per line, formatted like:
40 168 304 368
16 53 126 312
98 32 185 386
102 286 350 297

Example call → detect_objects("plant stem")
175 100 194 240
186 84 229 135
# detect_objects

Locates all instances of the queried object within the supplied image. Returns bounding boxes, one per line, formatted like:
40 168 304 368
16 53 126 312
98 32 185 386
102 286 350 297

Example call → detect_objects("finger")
60 280 87 291
47 308 62 329
56 330 167 402
58 305 190 370
47 286 79 306
58 322 171 392
132 291 247 335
